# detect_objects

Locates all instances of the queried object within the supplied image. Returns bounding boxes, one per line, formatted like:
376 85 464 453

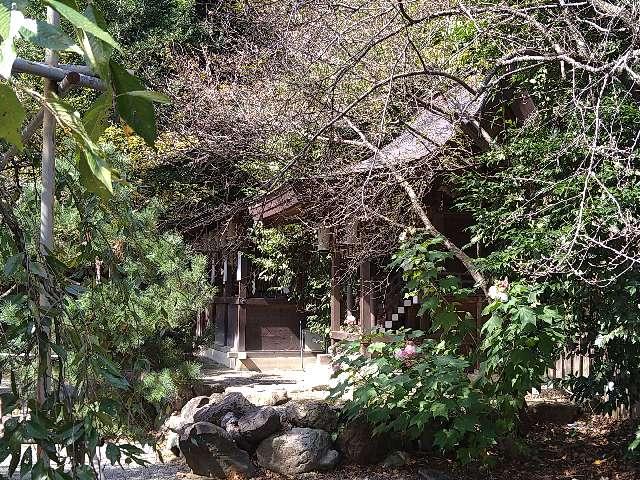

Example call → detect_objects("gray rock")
166 431 180 457
180 396 212 424
225 386 290 406
382 451 410 468
283 400 339 432
337 421 389 465
178 422 257 479
235 406 281 448
163 414 184 431
220 412 239 430
256 427 340 475
418 468 452 480
193 392 255 426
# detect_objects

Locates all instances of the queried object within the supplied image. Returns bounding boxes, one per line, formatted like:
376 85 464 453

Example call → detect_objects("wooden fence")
544 351 639 420
547 351 591 379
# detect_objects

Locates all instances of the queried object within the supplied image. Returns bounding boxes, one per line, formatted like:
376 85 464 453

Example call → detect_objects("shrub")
330 234 564 463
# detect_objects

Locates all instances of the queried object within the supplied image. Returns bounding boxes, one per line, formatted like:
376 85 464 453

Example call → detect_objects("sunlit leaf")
45 0 121 51
0 7 24 79
19 18 76 50
45 95 113 195
0 82 25 149
80 4 112 81
123 90 171 104
110 60 157 146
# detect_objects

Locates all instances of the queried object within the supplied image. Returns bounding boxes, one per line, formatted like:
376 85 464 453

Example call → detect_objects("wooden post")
330 250 341 341
360 260 373 333
235 252 247 356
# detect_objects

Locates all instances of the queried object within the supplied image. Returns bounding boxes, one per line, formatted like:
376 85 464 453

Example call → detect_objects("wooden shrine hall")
197 86 536 371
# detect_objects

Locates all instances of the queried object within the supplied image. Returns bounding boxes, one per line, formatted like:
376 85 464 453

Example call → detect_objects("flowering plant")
394 340 418 362
342 312 361 333
329 235 565 464
488 278 509 302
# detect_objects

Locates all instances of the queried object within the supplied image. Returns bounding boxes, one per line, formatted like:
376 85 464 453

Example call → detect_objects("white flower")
488 284 509 302
607 381 615 392
488 285 499 300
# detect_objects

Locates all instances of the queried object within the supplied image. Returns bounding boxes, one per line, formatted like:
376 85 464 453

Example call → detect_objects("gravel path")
102 460 189 480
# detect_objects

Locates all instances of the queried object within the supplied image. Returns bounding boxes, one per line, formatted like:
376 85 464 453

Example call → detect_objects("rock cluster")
165 390 342 479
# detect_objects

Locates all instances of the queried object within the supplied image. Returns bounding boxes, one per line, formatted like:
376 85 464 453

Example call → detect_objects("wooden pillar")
330 250 342 340
360 260 373 333
235 252 247 355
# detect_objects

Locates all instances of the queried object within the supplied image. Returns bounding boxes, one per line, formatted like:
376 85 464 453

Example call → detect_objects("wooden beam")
330 251 342 339
360 260 373 333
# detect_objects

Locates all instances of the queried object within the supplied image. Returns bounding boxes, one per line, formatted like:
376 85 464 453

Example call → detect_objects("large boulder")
178 422 257 479
225 386 289 406
235 407 281 448
193 392 255 425
164 394 224 433
282 400 339 432
256 428 339 475
337 421 390 465
181 396 213 422
166 431 180 457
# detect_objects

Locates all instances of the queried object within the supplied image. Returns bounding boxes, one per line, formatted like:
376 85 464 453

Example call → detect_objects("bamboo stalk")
36 5 59 466
12 57 105 90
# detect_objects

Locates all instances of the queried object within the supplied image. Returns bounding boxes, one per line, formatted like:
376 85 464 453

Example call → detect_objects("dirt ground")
245 415 640 480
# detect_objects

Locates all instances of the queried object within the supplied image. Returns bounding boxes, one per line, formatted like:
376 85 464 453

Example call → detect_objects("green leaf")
0 2 10 40
26 421 49 440
110 60 157 146
0 83 25 148
3 252 24 276
45 95 113 195
433 309 459 332
78 150 113 199
51 343 67 362
19 447 32 478
45 0 121 51
80 4 112 81
28 261 47 277
0 7 24 79
100 370 129 390
368 342 386 353
19 19 75 50
123 90 171 104
31 459 50 480
431 402 449 419
83 92 112 141
453 415 478 433
517 306 537 327
105 443 121 465
75 465 94 480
